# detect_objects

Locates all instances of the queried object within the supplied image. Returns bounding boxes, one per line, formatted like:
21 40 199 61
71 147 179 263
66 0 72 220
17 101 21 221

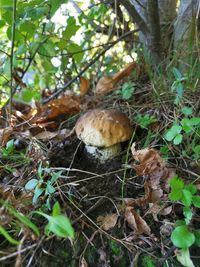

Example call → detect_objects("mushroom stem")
85 143 121 161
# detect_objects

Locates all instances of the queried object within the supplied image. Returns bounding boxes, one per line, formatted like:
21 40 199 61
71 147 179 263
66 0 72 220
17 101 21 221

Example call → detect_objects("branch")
42 29 139 104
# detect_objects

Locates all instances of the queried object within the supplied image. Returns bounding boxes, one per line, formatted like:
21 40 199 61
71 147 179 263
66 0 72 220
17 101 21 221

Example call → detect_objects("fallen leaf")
34 131 58 141
95 76 115 95
0 127 14 147
131 143 175 202
125 206 151 235
96 61 136 94
36 95 80 123
97 213 118 231
80 77 90 96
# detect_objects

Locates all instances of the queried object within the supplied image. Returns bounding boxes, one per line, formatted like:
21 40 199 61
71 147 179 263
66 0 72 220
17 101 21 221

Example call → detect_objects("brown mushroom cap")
75 109 133 147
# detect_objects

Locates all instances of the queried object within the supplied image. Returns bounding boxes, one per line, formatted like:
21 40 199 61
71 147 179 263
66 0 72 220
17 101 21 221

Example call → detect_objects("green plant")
116 82 135 100
165 117 200 145
171 67 187 104
135 113 157 129
169 176 200 267
34 201 74 239
1 139 15 156
0 201 40 245
25 163 62 209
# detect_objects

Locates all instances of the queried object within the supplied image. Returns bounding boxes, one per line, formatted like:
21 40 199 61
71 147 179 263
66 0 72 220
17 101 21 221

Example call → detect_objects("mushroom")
75 109 133 161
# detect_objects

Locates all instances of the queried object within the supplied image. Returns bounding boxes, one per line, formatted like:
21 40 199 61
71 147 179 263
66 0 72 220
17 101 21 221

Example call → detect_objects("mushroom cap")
75 109 133 147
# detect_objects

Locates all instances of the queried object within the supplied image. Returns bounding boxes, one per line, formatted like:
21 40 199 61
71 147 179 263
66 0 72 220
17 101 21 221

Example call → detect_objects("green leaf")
39 42 55 57
165 130 174 141
33 187 44 204
50 171 62 184
11 212 39 236
6 139 14 153
172 67 182 80
62 24 80 41
194 230 200 247
121 82 135 100
45 215 74 239
52 202 61 217
45 181 55 195
181 107 193 116
192 196 200 208
19 21 36 36
189 117 200 126
68 43 84 63
184 184 197 195
181 189 192 207
183 207 193 224
49 0 68 18
173 133 183 145
177 248 195 267
170 176 184 190
0 19 6 28
0 225 20 245
171 225 195 248
25 179 39 190
0 0 13 8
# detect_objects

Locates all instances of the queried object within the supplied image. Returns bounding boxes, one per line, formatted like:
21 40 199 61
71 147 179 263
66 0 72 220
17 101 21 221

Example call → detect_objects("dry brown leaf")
131 143 175 202
125 206 151 235
96 61 136 95
34 130 58 141
36 95 80 123
95 76 115 95
97 213 118 231
124 181 152 208
0 127 14 147
112 61 136 84
80 77 90 96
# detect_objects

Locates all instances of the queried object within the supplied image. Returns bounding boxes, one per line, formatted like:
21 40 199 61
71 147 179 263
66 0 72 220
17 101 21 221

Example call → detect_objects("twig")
42 28 139 104
9 0 17 125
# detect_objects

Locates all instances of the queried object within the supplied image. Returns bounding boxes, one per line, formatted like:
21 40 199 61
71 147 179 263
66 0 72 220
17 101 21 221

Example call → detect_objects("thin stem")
9 0 17 125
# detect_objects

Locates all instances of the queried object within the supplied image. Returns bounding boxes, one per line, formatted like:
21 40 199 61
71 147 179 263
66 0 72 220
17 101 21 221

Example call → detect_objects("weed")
25 162 62 209
116 81 135 100
169 176 200 266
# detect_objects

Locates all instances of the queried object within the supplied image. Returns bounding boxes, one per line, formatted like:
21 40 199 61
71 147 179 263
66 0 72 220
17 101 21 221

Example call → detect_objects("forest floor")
0 78 200 267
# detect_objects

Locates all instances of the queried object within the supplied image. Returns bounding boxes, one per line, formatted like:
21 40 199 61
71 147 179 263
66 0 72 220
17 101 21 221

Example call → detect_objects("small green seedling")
169 176 200 267
2 139 15 156
34 201 74 239
0 201 40 245
25 163 62 209
135 113 157 129
116 81 135 100
171 67 187 104
165 117 200 145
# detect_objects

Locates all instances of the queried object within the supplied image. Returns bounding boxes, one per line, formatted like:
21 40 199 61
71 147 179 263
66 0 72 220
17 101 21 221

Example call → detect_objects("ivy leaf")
171 225 195 248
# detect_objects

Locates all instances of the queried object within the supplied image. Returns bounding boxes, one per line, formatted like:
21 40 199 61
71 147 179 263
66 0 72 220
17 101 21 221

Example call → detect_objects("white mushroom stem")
85 143 121 161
